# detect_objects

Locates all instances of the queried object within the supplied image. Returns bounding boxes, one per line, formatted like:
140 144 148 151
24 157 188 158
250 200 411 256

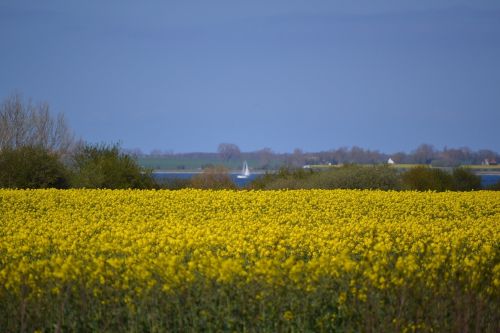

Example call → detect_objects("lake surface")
153 172 262 187
480 174 500 188
153 172 500 189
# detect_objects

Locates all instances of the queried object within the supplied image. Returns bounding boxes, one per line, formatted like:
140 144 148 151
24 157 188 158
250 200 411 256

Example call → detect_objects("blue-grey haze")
1 0 499 153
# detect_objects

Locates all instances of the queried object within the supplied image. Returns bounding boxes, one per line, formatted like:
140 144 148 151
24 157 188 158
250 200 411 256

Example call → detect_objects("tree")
476 149 498 164
391 152 408 164
291 148 305 167
256 147 274 169
0 146 70 189
412 144 436 164
70 143 156 189
217 143 241 161
0 93 75 155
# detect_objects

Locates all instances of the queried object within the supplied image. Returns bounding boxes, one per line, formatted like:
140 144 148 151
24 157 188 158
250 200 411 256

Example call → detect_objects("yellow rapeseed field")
0 189 499 332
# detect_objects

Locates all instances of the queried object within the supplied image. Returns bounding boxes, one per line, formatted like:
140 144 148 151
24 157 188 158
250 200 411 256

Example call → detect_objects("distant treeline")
131 144 499 171
2 92 499 191
3 147 500 191
154 164 499 191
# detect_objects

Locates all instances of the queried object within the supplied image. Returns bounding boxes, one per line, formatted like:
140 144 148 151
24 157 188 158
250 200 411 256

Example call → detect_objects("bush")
190 166 236 189
70 143 156 189
252 165 483 192
249 167 314 189
250 165 401 190
402 167 483 191
401 167 452 191
156 178 191 190
452 168 481 191
402 167 454 191
0 146 69 189
309 165 402 190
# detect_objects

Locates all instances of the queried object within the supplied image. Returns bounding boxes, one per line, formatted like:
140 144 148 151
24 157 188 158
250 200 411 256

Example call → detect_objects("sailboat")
237 161 251 179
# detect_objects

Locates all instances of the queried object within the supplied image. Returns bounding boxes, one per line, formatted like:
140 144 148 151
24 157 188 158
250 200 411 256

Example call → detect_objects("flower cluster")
0 189 499 331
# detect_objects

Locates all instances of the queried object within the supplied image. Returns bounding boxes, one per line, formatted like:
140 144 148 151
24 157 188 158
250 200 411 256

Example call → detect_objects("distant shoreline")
151 169 500 176
152 170 268 175
473 171 500 176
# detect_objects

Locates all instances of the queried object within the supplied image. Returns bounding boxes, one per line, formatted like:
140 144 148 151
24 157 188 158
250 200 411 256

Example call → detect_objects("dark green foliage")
0 146 69 189
402 166 482 191
249 167 314 189
250 165 485 191
190 166 236 189
3 273 497 332
401 167 454 191
156 178 191 190
452 168 481 191
250 165 401 190
309 164 402 190
70 143 156 189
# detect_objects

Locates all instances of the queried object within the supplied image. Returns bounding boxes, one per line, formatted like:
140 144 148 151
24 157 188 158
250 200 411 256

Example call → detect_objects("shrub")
190 165 236 189
0 146 69 188
452 168 481 191
70 143 156 189
401 166 454 191
156 178 191 190
249 167 314 189
252 165 401 190
309 164 402 190
402 167 483 192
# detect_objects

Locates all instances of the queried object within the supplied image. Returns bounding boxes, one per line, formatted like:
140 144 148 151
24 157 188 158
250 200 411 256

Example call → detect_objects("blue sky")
1 0 499 153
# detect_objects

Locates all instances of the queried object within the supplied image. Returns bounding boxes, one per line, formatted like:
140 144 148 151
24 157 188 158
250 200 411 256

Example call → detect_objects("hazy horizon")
2 1 499 153
128 143 499 156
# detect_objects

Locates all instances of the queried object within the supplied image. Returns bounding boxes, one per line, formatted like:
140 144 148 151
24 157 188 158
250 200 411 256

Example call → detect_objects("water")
480 174 500 188
153 172 262 188
153 172 500 189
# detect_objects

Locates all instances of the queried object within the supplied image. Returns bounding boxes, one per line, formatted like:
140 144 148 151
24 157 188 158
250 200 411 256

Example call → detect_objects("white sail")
243 161 250 176
237 161 250 178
